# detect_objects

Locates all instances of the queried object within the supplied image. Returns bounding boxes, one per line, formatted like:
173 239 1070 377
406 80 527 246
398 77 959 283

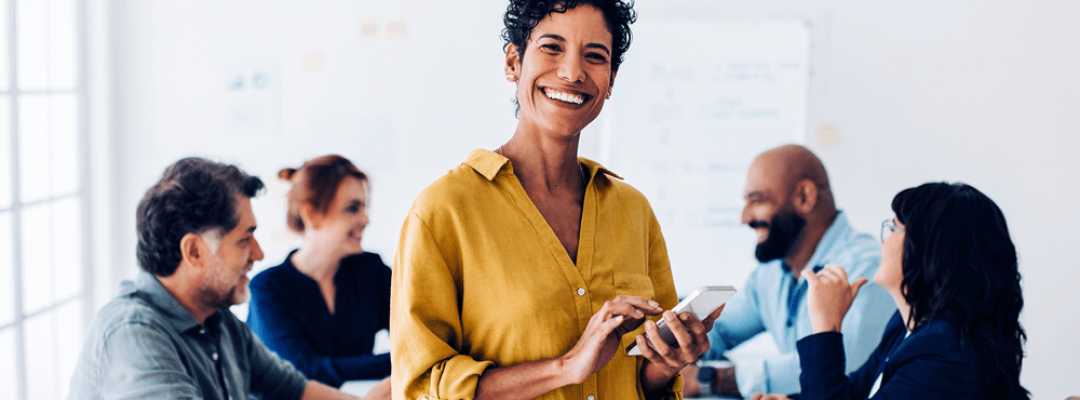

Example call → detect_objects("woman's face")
507 4 615 138
310 177 369 256
874 217 906 296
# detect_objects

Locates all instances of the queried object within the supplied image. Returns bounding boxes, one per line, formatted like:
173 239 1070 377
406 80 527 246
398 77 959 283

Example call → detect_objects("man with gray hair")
69 158 362 399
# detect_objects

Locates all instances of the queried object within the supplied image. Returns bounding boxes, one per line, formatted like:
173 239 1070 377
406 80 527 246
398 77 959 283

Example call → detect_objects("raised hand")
802 264 867 334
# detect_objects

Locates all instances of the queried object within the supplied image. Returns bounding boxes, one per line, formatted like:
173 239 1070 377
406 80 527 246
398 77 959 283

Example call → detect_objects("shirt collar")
803 210 854 270
463 149 623 182
126 270 210 334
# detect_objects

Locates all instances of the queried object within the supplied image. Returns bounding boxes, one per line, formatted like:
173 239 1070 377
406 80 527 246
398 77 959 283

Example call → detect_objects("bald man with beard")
682 145 895 398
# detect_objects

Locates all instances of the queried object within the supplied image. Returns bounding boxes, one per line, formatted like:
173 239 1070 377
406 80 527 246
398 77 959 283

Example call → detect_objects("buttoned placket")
499 165 602 400
201 322 232 400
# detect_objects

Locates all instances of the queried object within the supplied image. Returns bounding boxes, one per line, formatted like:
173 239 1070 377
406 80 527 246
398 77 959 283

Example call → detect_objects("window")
0 0 88 399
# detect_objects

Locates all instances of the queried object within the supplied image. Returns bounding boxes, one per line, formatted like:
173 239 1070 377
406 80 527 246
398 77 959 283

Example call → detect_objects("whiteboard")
602 22 810 296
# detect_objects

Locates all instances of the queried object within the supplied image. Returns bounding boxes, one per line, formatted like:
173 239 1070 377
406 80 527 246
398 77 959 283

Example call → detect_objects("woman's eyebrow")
585 43 610 55
536 33 610 55
538 33 565 41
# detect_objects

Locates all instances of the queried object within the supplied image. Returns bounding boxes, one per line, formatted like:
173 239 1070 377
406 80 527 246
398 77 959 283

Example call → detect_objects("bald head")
744 145 836 220
753 145 830 194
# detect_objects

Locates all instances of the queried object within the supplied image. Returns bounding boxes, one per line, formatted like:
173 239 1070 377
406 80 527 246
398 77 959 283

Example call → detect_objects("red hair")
279 154 367 233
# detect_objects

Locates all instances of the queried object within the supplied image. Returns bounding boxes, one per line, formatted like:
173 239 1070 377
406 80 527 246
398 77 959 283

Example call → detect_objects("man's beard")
751 210 807 263
198 275 249 311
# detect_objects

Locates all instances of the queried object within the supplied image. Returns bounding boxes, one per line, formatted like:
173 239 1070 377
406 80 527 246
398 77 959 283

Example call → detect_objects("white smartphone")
626 286 737 356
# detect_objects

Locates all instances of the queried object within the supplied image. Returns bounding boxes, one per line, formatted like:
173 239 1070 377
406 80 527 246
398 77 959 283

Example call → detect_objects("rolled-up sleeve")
391 213 494 400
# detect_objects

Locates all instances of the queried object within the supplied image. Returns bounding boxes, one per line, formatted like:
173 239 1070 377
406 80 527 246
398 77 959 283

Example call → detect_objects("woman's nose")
557 54 586 83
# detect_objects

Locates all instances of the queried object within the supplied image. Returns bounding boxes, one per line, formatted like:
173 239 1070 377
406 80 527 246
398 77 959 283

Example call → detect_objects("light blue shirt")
702 211 896 395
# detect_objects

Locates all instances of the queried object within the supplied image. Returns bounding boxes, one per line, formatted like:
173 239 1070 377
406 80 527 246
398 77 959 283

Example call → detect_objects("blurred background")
0 0 1077 398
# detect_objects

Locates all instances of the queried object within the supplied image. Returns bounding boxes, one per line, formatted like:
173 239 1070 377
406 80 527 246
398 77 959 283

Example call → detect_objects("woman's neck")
890 290 916 331
291 242 345 284
500 128 584 194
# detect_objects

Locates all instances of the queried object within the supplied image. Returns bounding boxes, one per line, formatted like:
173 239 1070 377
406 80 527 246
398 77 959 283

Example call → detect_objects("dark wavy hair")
136 158 264 277
502 0 636 72
892 182 1029 400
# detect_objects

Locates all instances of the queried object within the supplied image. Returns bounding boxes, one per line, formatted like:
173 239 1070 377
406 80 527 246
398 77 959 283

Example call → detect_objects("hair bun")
278 167 297 181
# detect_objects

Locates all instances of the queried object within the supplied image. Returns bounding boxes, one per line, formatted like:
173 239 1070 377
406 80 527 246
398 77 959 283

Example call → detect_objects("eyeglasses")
881 219 905 242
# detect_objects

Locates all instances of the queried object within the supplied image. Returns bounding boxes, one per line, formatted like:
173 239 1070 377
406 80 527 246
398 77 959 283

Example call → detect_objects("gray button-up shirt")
69 271 308 400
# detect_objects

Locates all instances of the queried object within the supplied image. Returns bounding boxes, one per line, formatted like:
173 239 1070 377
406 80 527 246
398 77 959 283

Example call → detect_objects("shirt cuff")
796 332 847 397
423 355 494 400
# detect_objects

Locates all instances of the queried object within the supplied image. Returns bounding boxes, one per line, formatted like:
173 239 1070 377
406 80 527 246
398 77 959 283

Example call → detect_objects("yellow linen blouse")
391 149 682 400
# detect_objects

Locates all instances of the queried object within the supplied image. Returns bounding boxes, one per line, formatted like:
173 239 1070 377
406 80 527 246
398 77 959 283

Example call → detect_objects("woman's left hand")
803 264 868 334
636 305 724 377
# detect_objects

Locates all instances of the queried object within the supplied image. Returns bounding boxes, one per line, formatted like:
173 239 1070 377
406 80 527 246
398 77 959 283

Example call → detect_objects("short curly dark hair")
502 0 637 72
136 158 264 277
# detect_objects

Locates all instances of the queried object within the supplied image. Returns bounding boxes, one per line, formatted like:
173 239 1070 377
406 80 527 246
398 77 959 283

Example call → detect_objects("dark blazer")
248 251 392 387
795 311 982 399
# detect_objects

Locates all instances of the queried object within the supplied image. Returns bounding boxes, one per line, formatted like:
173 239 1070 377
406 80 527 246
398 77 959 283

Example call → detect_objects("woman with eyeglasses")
752 182 1029 400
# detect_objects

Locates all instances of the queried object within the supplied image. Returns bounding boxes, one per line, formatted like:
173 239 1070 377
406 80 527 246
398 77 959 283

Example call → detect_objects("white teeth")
544 88 584 105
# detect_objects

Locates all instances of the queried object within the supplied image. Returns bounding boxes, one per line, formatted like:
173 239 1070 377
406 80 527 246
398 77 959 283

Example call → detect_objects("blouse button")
588 395 595 400
212 352 218 361
577 288 586 296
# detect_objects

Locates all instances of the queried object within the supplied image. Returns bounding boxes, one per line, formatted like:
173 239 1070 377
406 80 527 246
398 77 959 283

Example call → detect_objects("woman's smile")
540 86 593 106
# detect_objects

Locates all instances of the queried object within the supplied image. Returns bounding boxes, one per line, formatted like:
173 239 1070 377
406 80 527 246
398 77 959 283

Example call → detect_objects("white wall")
107 0 1079 397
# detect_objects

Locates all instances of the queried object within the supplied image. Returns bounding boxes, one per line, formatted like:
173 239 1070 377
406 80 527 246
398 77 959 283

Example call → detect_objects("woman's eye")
586 53 608 63
541 43 562 53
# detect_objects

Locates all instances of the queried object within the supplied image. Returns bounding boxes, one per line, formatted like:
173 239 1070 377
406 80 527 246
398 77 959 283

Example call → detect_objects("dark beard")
752 210 807 263
197 285 236 311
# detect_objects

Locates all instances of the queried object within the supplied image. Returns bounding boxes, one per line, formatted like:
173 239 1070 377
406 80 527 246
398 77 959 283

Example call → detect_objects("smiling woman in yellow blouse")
390 1 721 400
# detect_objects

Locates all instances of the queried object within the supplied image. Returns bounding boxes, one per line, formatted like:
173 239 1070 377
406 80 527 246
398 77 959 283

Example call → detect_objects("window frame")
0 0 91 398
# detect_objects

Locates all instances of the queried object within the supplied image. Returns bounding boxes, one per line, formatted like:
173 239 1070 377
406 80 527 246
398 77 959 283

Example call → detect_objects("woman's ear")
299 203 322 230
505 44 521 78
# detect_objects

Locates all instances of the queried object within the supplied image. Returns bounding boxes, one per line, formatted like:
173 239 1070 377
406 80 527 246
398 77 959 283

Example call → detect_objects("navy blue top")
248 250 392 387
794 311 983 400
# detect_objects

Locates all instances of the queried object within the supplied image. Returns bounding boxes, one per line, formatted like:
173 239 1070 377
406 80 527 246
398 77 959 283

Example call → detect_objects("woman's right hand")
558 295 662 384
802 264 868 334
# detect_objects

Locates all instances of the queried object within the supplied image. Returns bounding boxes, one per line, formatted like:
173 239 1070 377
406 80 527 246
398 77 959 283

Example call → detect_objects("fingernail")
649 300 660 308
637 310 644 318
616 315 624 322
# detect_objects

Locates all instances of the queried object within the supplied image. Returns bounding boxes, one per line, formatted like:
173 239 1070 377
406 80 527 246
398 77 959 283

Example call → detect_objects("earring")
506 74 516 82
605 91 611 99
